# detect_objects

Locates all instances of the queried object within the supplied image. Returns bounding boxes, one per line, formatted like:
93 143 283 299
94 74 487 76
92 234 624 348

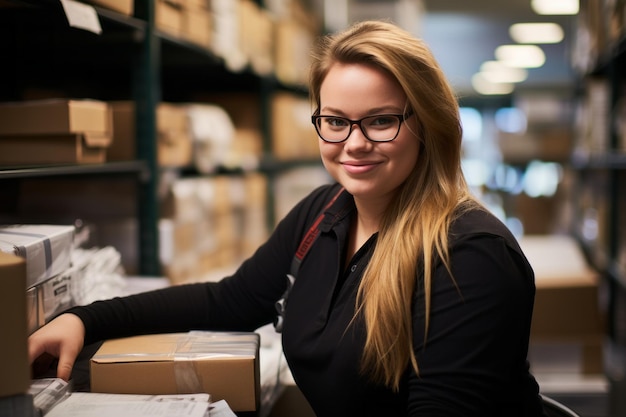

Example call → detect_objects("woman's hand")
28 313 85 381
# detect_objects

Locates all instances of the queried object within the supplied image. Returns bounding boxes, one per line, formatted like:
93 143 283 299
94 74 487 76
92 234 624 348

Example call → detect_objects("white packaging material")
186 104 235 173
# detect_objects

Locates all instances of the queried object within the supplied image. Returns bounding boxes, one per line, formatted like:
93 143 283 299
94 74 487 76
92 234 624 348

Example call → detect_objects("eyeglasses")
311 110 413 143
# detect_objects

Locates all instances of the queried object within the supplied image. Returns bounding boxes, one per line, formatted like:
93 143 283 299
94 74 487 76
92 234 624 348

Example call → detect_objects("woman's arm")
407 234 537 416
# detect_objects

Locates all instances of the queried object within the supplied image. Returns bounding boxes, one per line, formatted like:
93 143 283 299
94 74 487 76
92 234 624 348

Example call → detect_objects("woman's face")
317 63 420 205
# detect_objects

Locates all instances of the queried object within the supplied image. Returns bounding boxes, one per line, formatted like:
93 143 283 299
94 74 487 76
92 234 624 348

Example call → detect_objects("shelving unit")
0 0 323 277
570 3 626 414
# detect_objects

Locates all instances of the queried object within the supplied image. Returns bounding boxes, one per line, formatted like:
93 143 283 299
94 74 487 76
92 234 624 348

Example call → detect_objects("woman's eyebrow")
319 105 404 115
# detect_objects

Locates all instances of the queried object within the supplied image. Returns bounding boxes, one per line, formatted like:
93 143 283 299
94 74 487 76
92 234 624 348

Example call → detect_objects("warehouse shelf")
570 3 626 415
0 0 322 276
0 161 150 181
571 151 626 170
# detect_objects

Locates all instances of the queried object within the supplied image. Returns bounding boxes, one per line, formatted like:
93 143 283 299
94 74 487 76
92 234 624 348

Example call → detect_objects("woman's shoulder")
448 204 533 276
449 204 522 252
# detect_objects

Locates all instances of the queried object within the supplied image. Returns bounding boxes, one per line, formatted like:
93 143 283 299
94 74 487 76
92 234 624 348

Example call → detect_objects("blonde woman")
30 20 544 416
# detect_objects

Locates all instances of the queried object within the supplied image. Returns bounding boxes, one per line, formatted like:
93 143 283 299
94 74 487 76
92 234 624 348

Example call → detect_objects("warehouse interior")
0 0 624 416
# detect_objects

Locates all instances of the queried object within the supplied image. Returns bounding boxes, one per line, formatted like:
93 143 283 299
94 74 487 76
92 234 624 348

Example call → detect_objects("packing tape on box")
0 230 53 278
173 332 258 393
173 358 204 393
94 332 258 393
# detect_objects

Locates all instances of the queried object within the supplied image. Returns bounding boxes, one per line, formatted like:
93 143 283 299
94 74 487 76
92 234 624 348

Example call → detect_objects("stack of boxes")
0 0 322 278
160 173 268 285
0 252 33 416
0 99 113 166
0 224 76 335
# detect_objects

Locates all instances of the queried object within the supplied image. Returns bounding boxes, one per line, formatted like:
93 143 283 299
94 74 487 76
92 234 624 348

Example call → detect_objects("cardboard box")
0 225 74 288
25 286 40 335
108 101 192 167
24 271 73 335
84 0 134 16
156 0 183 36
0 252 29 398
181 6 212 48
271 92 320 160
0 133 111 165
274 20 314 86
90 332 260 412
0 99 112 137
39 271 73 323
520 235 606 373
521 235 604 338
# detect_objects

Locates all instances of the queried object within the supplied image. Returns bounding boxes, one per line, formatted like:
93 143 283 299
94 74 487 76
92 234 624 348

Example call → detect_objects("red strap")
292 187 344 270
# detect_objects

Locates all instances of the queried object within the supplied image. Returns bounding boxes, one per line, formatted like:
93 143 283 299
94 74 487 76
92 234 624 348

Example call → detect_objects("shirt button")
351 264 357 272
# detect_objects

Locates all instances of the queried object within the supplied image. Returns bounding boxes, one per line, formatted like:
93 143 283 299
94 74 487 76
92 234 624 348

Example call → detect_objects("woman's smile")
340 160 383 175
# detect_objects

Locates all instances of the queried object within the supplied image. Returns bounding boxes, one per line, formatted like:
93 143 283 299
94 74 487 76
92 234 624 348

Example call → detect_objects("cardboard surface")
520 235 605 374
108 101 192 167
0 99 112 136
90 332 260 412
84 0 134 15
0 133 111 165
0 252 29 398
0 225 74 288
520 235 604 338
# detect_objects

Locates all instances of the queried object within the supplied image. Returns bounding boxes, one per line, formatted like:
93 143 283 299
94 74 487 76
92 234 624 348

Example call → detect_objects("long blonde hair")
309 20 478 390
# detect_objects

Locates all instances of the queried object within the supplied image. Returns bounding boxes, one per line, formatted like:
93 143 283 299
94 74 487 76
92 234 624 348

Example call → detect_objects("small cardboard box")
0 252 29 398
0 133 111 165
90 331 260 412
0 99 112 137
181 6 212 48
271 92 320 160
156 0 183 36
108 101 192 167
520 235 604 338
0 225 74 289
520 235 605 374
84 0 134 16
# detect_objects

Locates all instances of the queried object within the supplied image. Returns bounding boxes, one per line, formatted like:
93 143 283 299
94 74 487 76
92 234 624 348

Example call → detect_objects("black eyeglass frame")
311 110 414 143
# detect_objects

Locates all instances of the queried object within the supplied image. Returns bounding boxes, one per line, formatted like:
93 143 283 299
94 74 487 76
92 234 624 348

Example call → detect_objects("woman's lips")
341 161 381 174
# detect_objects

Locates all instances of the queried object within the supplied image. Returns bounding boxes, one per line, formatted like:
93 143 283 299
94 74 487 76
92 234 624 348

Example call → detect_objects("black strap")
274 187 344 332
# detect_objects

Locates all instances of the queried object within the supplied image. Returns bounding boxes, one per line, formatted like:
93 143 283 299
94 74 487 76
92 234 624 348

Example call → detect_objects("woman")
29 20 544 416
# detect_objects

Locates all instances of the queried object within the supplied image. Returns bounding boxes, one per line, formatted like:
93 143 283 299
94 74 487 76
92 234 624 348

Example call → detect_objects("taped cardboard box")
0 252 29 398
0 225 74 289
90 331 260 412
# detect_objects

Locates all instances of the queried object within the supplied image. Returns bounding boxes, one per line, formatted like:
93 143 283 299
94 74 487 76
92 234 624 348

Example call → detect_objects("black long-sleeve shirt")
70 183 544 416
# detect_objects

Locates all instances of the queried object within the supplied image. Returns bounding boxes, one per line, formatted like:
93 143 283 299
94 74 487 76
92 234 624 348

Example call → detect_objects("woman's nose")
344 123 371 149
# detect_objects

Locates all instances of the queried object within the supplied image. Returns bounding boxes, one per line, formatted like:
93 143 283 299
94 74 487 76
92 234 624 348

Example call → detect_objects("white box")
0 225 74 288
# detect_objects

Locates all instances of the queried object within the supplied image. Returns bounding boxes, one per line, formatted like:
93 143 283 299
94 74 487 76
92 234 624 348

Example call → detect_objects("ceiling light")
472 73 515 95
509 22 564 44
495 44 546 68
480 61 528 83
531 0 579 15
